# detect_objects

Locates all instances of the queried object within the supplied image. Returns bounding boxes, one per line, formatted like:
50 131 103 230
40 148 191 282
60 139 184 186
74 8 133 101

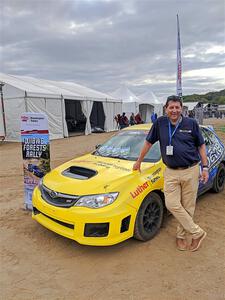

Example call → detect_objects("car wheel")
212 163 225 193
134 192 164 241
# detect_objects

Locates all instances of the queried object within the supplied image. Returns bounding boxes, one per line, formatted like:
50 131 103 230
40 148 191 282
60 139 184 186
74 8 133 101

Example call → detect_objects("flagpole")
176 14 182 98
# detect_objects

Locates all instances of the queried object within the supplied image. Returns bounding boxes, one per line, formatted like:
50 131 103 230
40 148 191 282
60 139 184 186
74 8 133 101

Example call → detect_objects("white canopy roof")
110 86 140 102
183 102 200 111
138 90 162 105
0 73 119 102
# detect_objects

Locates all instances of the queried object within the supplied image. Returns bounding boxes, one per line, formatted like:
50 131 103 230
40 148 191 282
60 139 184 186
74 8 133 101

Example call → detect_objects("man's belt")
167 162 199 170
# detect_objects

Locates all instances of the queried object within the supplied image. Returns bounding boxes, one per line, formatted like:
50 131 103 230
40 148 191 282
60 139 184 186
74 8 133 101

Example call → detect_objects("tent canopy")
0 73 122 141
0 73 119 102
183 102 200 111
110 86 140 117
138 90 162 105
110 86 140 102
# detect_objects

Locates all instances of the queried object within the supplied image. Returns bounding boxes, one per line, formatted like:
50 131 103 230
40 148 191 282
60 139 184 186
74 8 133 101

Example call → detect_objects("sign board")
21 113 50 210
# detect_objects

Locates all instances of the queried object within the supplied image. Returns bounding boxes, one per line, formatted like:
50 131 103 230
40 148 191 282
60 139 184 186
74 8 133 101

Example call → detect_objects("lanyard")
168 117 181 145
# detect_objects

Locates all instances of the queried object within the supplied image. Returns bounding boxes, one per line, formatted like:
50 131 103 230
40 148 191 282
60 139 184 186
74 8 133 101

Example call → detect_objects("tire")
212 163 225 193
134 192 164 241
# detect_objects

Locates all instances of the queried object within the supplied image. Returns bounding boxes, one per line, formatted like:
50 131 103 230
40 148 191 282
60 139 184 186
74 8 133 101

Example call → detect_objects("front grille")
40 184 79 208
33 207 74 229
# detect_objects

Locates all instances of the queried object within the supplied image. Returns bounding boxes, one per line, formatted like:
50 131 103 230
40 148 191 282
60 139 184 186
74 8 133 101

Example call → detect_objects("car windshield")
93 130 161 162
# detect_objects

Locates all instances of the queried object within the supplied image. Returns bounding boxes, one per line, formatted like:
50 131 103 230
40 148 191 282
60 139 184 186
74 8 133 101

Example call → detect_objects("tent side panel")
4 97 26 141
45 99 64 139
26 97 64 140
154 104 163 117
61 98 68 137
122 102 137 118
3 83 25 99
102 102 113 132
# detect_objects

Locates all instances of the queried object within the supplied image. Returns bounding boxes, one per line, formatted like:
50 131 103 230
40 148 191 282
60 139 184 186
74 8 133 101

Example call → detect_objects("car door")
198 127 224 193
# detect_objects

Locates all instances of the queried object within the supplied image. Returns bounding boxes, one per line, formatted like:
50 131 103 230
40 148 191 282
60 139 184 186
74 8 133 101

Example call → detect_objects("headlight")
75 192 119 208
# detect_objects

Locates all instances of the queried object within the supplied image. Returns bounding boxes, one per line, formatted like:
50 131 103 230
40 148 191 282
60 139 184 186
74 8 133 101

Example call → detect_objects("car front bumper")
32 187 137 246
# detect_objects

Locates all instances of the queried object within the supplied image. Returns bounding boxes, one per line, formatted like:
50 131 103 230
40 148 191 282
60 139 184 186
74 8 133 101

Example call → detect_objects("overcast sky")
1 0 225 100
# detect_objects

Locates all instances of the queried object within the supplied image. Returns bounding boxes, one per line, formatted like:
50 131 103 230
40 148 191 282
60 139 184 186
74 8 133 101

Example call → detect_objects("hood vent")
62 166 97 180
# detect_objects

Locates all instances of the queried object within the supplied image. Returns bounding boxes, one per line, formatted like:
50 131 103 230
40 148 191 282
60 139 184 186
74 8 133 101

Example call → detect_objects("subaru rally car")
32 124 225 246
28 164 44 178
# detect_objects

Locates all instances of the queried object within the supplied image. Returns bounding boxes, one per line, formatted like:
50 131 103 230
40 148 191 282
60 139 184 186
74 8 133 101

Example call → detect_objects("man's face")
166 100 182 123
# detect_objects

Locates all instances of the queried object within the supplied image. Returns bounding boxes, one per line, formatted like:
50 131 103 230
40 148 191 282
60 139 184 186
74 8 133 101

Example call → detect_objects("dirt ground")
0 118 225 300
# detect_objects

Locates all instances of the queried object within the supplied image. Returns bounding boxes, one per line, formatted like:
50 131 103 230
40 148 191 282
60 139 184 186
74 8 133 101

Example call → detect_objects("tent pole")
24 91 28 112
61 94 67 138
0 82 6 140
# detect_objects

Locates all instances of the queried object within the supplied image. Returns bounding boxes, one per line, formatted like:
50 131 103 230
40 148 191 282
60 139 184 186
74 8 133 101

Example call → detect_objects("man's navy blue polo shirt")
146 116 205 168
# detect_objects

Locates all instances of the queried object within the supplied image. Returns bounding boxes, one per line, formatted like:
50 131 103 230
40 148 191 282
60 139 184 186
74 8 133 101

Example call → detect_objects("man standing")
133 95 208 251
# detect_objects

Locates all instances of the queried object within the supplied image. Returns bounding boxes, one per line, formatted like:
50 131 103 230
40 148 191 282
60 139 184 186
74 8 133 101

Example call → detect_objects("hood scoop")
62 166 97 180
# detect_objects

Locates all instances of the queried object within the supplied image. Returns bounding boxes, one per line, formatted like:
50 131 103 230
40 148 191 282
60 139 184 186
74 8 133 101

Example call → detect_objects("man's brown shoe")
189 232 207 252
176 238 188 251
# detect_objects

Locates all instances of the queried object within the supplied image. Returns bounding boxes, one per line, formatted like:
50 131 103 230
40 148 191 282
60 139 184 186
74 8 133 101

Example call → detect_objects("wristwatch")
202 165 209 171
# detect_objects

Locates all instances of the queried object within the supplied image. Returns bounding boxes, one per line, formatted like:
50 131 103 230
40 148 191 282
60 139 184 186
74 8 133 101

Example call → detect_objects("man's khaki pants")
164 164 204 239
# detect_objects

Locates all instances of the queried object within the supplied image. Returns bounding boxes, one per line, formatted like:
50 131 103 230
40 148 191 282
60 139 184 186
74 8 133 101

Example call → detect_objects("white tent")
138 90 163 122
110 86 139 117
0 73 122 141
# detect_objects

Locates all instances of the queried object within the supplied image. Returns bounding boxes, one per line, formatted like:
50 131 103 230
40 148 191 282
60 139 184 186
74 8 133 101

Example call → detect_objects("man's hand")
133 160 141 172
200 169 209 184
132 141 152 172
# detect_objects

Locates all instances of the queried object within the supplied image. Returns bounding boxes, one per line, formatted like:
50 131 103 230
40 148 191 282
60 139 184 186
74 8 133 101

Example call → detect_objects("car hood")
43 153 156 195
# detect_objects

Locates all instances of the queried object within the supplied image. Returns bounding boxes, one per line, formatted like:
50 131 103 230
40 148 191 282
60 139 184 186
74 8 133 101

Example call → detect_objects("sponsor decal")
151 176 160 184
21 116 29 122
130 181 149 199
147 167 161 180
22 137 47 158
74 160 130 172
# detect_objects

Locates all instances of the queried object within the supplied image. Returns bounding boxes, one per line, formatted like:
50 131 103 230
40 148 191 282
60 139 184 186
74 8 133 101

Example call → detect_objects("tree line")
183 89 225 104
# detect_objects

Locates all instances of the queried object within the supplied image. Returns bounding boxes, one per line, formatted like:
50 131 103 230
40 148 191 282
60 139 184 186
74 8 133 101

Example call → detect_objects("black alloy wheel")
134 192 164 241
212 163 225 193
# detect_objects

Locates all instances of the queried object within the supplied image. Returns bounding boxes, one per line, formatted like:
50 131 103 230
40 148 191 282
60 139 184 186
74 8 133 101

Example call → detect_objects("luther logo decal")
130 182 149 199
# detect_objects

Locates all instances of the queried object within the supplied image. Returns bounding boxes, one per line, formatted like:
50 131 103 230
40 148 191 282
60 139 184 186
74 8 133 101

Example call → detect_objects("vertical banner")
21 113 50 210
176 14 182 97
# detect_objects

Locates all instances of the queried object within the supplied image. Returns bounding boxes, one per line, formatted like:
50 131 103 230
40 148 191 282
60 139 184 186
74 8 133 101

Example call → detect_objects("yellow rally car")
32 123 225 245
32 124 166 246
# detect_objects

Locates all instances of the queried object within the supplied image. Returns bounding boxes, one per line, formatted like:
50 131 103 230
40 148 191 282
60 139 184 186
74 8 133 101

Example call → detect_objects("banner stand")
21 113 50 210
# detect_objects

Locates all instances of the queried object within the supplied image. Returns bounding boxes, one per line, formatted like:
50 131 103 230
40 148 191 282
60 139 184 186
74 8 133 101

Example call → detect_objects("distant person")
120 112 129 129
188 111 194 118
129 113 136 126
135 113 144 124
151 112 157 123
114 114 122 129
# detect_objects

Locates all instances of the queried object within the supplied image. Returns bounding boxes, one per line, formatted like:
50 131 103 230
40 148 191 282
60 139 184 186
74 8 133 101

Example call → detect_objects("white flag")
176 14 182 97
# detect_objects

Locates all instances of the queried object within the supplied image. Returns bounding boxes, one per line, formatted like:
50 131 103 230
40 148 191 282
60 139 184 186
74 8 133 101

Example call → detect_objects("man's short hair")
165 95 183 107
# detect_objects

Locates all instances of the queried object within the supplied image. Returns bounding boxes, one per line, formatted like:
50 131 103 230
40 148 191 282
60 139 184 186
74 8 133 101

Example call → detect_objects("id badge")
166 145 173 155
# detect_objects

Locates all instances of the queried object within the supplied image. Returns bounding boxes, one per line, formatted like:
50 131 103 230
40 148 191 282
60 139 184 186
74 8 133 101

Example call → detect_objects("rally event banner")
21 113 50 210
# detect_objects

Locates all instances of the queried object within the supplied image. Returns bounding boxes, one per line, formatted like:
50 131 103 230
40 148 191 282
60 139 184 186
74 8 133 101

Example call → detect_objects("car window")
94 130 161 162
201 128 212 146
201 127 224 167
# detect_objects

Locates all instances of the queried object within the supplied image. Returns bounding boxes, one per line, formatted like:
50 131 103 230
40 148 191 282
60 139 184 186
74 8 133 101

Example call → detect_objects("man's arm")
198 144 209 183
133 141 152 171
